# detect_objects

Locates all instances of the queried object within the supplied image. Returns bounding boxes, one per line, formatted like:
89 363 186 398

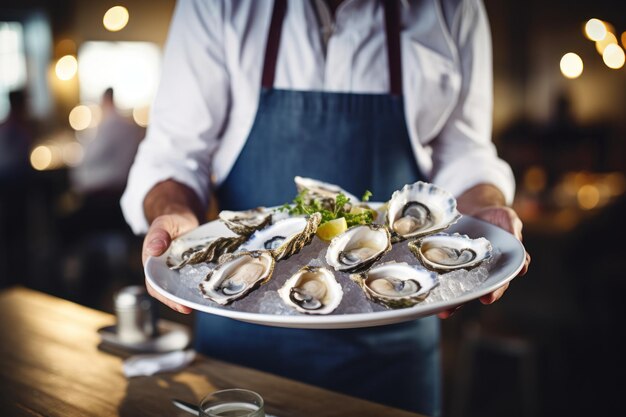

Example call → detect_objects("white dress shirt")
121 0 515 234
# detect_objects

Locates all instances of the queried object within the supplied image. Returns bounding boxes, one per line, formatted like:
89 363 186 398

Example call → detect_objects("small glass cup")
199 388 265 417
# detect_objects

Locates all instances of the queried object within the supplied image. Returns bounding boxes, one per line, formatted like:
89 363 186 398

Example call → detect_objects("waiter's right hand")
142 213 199 314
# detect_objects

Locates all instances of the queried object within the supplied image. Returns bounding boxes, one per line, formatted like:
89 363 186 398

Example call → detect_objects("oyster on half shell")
351 261 438 309
325 224 392 273
408 233 492 272
294 176 360 210
278 265 343 315
218 207 272 236
166 235 246 270
199 250 275 305
239 213 322 261
386 181 461 242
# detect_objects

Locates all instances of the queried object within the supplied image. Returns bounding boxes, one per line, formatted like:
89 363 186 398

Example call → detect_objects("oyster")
239 213 322 261
278 266 343 314
326 224 392 273
294 176 360 210
351 261 438 309
218 207 272 236
199 250 275 305
166 235 246 270
408 233 492 272
386 181 461 241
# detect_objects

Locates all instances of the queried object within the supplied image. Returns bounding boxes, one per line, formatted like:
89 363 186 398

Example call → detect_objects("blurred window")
0 22 27 122
78 41 161 111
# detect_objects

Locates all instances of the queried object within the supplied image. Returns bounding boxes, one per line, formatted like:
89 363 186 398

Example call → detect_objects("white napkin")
123 349 196 378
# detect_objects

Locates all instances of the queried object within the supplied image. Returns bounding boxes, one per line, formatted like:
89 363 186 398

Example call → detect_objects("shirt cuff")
431 153 516 206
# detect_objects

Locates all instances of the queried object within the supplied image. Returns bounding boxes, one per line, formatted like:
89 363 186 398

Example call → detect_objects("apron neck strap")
261 0 403 96
383 0 402 96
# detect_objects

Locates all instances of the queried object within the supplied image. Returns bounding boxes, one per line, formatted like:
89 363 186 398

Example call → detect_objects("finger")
512 215 524 241
142 225 173 263
437 305 463 319
479 282 509 304
146 279 192 314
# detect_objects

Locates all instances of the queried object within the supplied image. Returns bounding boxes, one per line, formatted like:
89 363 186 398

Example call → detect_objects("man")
122 1 530 415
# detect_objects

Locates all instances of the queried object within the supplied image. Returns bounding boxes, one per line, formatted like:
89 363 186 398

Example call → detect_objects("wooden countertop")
0 287 427 417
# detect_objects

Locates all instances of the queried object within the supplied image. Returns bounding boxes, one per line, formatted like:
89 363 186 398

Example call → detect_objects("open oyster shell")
166 235 246 270
218 207 272 236
239 213 322 261
278 265 343 315
351 261 438 309
386 181 461 242
408 233 492 272
199 250 275 305
326 224 392 273
294 176 360 210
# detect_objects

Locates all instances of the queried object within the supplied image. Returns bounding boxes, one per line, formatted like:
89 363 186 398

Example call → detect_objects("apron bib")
200 2 441 415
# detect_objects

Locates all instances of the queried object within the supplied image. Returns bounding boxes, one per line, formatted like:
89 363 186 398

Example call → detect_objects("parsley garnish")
278 188 374 227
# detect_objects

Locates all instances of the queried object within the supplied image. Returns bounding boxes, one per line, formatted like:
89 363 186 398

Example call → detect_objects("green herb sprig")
278 188 374 227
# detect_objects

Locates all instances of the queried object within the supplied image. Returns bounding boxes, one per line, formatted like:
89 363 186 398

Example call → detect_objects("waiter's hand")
437 185 531 319
142 179 205 314
142 213 198 314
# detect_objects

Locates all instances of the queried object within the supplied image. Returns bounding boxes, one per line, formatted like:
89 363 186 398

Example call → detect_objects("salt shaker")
114 285 158 344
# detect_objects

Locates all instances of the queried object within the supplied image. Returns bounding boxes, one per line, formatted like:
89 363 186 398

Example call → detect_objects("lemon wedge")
316 217 348 242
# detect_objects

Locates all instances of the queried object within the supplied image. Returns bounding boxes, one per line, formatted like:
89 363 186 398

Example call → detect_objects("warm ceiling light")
560 53 583 79
30 146 53 171
577 184 600 210
523 166 547 193
584 18 607 41
132 105 150 127
68 105 92 131
595 32 617 55
55 55 78 80
103 6 129 32
603 44 626 69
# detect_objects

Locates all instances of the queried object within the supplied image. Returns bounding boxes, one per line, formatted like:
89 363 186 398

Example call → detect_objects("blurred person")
0 89 33 285
0 89 32 182
67 87 143 240
61 88 143 304
121 1 531 415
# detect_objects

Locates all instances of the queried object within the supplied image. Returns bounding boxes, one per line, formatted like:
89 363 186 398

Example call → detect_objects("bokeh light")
68 105 92 131
132 105 150 127
55 55 78 80
584 18 607 41
595 32 617 55
602 44 625 69
30 146 53 171
577 184 600 210
621 31 626 48
605 172 626 197
560 53 583 79
103 6 129 32
523 166 547 193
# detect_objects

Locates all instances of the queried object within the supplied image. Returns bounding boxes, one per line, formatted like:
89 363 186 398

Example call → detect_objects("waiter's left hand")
437 186 531 319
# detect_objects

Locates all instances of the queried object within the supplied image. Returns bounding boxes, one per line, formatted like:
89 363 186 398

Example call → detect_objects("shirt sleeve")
429 0 515 204
121 0 229 234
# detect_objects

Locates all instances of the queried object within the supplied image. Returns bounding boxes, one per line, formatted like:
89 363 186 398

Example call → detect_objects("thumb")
143 227 172 263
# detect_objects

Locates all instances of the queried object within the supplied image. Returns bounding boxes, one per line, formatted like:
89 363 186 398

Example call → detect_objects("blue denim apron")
197 1 441 415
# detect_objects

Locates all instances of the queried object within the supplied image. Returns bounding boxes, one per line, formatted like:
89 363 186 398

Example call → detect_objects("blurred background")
0 1 623 416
